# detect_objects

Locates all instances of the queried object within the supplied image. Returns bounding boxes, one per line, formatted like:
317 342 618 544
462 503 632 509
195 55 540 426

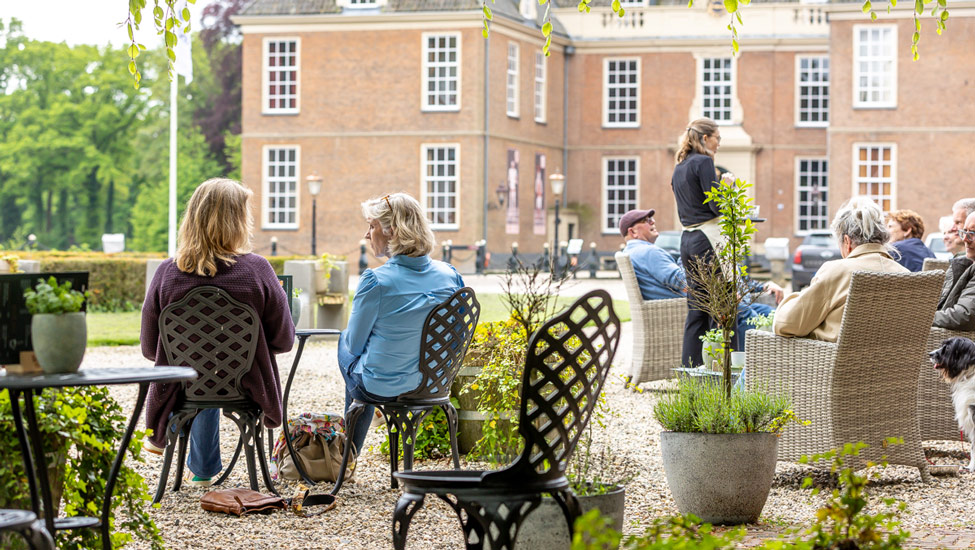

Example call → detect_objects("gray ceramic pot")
660 431 778 525
516 485 625 549
31 312 87 374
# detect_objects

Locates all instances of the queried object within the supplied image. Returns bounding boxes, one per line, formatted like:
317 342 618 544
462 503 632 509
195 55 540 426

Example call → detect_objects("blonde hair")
831 197 889 248
887 209 925 240
360 193 435 257
175 178 254 276
675 118 719 164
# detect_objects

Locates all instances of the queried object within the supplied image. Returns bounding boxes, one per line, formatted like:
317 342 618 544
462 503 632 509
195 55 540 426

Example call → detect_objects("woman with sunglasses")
338 192 464 455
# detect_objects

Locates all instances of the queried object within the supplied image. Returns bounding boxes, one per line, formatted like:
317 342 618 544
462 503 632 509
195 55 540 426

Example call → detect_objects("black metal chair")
152 286 276 503
305 286 481 494
0 510 54 550
390 289 620 550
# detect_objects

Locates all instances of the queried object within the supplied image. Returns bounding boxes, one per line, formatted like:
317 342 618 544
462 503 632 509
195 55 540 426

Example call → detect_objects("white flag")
174 24 193 84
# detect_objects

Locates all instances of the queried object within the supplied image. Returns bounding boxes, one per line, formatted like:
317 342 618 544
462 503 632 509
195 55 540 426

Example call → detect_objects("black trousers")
680 230 717 368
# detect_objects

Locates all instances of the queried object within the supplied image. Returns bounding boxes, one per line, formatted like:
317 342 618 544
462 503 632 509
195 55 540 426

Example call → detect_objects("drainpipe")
482 33 491 244
562 45 574 204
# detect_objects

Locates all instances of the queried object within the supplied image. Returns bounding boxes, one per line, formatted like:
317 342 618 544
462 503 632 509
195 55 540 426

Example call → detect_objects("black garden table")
0 366 196 549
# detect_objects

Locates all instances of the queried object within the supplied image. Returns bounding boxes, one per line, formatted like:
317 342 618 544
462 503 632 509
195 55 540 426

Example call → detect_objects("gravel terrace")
85 323 975 550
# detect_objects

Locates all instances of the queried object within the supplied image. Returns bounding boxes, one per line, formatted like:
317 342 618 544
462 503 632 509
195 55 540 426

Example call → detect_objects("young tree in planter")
684 178 762 398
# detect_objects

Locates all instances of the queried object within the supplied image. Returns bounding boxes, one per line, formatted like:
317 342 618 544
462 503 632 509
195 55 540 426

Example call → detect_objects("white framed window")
618 0 647 5
506 42 520 118
796 158 829 233
602 157 639 233
534 51 546 123
853 25 897 108
262 146 299 229
421 144 460 230
344 0 379 6
262 38 299 114
603 58 640 128
701 57 733 122
796 55 829 127
853 143 895 214
422 33 461 111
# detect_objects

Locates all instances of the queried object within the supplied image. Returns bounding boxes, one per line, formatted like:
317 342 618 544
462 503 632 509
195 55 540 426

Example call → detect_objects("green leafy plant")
317 252 345 280
377 405 454 461
747 311 775 330
461 318 528 462
0 387 164 550
684 177 762 397
572 510 745 550
0 252 20 272
571 441 909 550
24 276 89 315
653 378 802 434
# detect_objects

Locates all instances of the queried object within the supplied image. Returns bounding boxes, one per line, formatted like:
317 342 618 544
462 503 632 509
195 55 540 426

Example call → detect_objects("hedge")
2 251 317 312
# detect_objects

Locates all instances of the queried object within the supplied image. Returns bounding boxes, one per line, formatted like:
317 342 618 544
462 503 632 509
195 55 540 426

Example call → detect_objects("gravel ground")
84 323 975 550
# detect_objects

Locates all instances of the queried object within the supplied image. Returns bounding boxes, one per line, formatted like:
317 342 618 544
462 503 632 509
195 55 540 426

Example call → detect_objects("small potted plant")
0 253 20 273
699 328 727 371
24 276 89 374
747 311 774 332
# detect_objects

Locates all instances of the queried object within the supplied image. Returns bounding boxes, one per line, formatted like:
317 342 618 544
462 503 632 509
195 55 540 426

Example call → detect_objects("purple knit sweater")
141 254 295 447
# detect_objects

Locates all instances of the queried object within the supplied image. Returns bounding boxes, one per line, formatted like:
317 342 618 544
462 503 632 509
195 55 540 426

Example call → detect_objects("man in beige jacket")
774 198 907 342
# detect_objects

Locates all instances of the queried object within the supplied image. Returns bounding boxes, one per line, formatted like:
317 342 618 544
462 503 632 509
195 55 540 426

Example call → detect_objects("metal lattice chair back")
399 287 481 401
491 289 620 484
159 286 260 402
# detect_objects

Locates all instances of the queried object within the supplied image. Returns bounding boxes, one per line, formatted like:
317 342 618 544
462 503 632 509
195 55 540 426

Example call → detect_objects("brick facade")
234 0 975 268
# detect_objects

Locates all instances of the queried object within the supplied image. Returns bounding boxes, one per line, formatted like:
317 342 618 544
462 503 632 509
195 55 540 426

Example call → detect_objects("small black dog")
929 337 975 471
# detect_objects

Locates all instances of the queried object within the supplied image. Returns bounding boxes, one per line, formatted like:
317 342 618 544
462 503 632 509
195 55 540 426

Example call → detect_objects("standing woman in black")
672 118 727 367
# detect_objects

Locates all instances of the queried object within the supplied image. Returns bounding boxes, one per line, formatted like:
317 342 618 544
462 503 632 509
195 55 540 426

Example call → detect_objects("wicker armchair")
745 270 945 482
918 258 973 441
615 251 685 384
922 257 950 272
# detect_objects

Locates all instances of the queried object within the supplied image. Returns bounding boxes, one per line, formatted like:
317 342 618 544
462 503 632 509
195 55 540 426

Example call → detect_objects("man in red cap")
619 208 687 300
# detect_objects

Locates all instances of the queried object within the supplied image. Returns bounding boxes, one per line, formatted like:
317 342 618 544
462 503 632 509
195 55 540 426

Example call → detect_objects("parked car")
791 232 841 290
924 232 953 261
656 230 682 263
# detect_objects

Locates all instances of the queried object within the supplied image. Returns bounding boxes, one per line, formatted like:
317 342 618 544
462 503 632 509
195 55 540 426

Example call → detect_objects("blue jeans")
181 408 222 479
735 302 774 350
338 338 395 455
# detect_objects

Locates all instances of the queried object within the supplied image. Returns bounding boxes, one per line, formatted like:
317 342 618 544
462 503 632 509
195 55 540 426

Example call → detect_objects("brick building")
233 0 975 268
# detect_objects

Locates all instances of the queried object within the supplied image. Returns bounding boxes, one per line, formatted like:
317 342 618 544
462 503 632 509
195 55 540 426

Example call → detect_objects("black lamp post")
549 169 565 276
306 173 323 256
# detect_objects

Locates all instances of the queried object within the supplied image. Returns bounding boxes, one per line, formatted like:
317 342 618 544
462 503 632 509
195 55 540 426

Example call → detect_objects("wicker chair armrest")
744 330 838 395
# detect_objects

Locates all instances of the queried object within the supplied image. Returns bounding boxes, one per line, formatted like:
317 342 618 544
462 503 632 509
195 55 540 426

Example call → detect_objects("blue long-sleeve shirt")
340 254 464 397
625 239 687 300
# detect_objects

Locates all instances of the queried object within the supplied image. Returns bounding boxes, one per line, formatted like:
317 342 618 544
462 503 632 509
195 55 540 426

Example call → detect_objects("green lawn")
86 295 631 347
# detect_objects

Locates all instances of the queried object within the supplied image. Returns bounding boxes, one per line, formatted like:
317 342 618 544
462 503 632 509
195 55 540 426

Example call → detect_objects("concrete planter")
31 312 87 374
315 261 348 295
660 431 778 525
517 485 625 549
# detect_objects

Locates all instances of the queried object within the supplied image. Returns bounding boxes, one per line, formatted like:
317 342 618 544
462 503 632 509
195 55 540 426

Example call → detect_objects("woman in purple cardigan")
140 178 294 486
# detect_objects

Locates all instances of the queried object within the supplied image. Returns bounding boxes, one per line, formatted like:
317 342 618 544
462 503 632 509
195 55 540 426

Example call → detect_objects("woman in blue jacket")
339 192 464 455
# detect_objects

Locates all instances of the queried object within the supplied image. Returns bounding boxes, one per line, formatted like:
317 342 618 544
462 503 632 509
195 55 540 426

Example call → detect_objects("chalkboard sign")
277 275 295 318
0 272 89 365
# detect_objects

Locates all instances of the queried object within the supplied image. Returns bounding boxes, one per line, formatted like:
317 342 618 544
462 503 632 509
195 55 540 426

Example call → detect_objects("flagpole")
168 75 178 258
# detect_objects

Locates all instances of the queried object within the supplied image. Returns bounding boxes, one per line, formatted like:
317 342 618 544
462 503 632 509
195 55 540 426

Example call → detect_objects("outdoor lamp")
306 173 323 256
495 181 508 208
549 170 566 276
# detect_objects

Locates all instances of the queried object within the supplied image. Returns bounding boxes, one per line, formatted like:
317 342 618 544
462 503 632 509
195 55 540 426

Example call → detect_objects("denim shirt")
624 239 687 300
340 254 464 397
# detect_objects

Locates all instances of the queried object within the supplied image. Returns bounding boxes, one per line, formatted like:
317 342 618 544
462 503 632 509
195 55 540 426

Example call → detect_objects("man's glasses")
958 229 975 242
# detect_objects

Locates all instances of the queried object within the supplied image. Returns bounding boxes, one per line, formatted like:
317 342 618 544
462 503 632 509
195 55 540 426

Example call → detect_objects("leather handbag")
200 488 287 517
276 431 351 482
273 413 354 483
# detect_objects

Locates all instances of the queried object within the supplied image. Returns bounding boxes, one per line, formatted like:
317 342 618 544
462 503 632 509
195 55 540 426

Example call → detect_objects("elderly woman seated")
774 197 908 341
339 192 464 456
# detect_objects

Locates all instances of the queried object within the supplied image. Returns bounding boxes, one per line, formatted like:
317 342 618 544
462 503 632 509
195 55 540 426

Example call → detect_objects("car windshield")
656 233 680 249
803 234 835 247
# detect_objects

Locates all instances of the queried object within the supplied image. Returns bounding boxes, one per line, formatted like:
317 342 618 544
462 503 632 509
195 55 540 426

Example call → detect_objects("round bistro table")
0 366 196 549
